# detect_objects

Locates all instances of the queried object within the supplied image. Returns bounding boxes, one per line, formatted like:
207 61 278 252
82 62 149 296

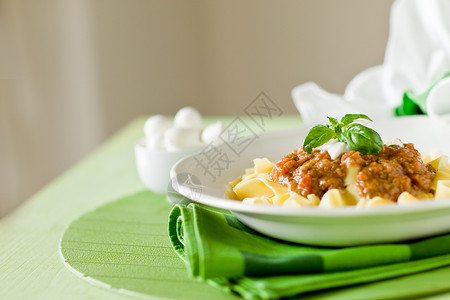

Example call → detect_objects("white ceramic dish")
135 138 201 194
170 116 450 246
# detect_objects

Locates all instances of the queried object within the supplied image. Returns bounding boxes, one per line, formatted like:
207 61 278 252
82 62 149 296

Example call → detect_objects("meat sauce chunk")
270 143 435 202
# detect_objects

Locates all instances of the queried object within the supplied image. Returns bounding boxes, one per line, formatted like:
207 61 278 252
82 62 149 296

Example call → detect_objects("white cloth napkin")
292 0 450 124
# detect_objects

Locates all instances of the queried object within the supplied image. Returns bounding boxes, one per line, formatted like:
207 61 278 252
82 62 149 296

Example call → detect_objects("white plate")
170 116 450 246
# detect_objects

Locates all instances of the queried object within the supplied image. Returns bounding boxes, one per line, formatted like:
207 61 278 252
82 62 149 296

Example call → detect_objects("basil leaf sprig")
302 114 383 154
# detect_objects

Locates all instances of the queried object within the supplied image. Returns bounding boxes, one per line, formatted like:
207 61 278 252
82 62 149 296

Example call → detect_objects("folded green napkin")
395 72 450 116
168 203 450 300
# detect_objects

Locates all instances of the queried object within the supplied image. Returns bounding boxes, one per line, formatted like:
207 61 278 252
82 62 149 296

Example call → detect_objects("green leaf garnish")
302 114 383 155
341 114 372 126
302 125 335 152
340 123 383 154
327 117 339 128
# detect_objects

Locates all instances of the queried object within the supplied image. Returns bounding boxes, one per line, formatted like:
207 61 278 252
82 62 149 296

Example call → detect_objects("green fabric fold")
395 72 450 116
168 204 450 299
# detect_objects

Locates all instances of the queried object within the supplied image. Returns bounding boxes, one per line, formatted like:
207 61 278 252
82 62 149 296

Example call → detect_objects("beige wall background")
0 0 394 216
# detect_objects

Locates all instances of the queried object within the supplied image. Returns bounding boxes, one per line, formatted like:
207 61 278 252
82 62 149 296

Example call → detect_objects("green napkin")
168 203 450 300
395 72 450 116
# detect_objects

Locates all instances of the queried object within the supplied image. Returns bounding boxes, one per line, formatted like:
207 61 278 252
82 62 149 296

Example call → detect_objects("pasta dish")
228 115 450 208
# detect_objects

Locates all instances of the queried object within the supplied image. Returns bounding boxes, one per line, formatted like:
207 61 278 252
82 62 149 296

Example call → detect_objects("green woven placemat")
59 190 450 300
59 191 240 300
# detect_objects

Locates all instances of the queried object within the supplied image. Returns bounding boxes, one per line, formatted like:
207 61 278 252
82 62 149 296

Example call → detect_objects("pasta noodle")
435 180 450 200
318 189 357 208
229 158 318 207
357 197 396 208
229 154 450 208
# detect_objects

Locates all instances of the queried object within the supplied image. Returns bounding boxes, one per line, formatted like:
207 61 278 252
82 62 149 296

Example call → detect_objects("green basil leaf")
303 125 335 153
340 114 372 126
340 123 383 154
327 117 339 128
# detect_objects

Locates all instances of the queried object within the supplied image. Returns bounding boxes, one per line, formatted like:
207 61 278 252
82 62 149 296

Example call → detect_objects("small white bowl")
134 138 201 194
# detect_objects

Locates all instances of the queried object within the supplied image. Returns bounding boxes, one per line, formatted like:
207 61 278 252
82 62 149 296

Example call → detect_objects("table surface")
0 115 301 299
2 115 450 300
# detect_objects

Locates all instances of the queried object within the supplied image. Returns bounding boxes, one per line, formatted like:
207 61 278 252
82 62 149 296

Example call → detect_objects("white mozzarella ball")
173 107 202 129
327 142 350 160
315 138 350 160
164 127 204 151
144 115 173 139
146 133 165 150
201 121 225 145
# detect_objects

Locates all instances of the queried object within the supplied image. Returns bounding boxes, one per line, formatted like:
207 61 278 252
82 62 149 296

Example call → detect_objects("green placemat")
59 191 241 300
60 191 450 300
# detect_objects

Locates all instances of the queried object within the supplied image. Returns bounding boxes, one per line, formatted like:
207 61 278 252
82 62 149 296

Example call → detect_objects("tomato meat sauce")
270 143 436 201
